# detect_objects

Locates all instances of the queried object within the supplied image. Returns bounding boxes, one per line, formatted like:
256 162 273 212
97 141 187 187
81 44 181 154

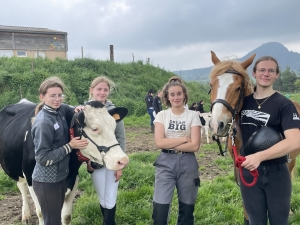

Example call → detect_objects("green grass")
71 151 300 225
123 114 149 127
3 150 300 224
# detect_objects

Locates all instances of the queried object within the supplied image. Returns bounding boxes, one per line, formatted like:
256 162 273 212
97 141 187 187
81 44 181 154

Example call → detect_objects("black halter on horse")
209 69 246 156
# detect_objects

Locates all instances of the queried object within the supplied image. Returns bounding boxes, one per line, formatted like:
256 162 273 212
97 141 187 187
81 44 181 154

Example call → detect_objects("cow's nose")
117 156 129 168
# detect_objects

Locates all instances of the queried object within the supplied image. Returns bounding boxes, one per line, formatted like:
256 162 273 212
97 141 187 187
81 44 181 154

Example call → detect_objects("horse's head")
209 51 255 136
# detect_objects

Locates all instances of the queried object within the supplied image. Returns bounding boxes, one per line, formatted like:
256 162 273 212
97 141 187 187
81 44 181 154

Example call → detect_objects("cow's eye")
92 128 98 132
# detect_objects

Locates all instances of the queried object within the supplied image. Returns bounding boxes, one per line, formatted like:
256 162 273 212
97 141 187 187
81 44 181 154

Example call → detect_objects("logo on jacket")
293 113 300 120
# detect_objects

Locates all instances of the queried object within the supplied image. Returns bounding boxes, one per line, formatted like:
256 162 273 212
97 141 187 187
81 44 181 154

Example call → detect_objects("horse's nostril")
219 122 224 130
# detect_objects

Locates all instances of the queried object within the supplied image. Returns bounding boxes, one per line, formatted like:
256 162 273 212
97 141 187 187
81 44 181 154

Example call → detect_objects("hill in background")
0 57 211 115
174 42 300 83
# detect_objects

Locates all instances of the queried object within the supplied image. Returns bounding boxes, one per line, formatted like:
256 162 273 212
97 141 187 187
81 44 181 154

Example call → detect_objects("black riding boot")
100 204 105 216
103 205 116 225
151 125 155 133
152 202 170 225
177 201 195 225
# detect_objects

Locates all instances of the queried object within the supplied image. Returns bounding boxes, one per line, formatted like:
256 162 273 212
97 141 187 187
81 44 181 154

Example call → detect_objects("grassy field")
2 143 300 225
1 100 300 225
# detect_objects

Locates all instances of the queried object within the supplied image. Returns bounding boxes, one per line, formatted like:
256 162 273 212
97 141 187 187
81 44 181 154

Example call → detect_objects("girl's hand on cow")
241 153 262 171
114 170 122 182
69 137 89 149
75 105 84 113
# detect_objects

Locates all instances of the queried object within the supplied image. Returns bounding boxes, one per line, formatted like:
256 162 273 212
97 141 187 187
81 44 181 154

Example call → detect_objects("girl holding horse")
239 56 300 225
152 76 201 225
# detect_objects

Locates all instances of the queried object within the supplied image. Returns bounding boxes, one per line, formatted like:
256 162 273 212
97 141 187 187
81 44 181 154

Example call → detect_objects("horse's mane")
210 60 254 94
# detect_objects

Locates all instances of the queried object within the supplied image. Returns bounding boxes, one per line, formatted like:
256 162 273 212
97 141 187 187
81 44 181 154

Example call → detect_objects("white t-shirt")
154 108 201 141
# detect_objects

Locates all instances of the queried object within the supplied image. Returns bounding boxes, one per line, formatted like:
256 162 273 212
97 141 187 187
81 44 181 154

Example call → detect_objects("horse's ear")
108 107 128 122
211 51 220 65
241 54 256 69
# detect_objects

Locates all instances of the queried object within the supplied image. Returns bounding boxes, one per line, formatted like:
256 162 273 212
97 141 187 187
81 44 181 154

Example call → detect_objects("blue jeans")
148 108 155 126
240 164 291 225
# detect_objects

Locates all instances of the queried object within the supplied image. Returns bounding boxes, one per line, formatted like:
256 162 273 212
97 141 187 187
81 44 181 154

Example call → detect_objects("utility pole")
81 46 84 58
110 45 114 62
132 53 134 62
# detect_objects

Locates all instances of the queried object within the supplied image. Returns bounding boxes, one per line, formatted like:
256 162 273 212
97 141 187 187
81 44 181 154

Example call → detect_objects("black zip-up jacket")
31 104 74 183
145 95 154 109
153 96 162 114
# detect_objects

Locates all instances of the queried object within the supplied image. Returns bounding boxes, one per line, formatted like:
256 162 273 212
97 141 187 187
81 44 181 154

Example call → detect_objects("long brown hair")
162 76 188 107
35 76 65 116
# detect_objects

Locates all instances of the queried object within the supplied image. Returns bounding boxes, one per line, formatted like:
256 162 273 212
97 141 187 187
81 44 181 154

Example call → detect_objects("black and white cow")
0 100 129 225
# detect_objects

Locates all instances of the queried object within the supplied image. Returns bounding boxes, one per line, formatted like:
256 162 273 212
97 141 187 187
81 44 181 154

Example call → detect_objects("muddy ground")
0 127 229 225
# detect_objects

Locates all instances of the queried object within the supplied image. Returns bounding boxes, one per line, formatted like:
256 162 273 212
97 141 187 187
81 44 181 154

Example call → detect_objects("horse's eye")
235 87 241 92
92 128 98 132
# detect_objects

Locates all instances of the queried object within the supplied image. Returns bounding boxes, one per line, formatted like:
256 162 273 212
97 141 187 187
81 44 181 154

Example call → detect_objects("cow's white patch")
17 177 31 223
80 105 129 171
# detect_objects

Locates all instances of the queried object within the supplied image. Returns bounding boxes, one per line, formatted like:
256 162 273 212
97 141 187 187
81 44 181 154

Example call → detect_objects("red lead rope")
232 145 259 187
70 128 89 162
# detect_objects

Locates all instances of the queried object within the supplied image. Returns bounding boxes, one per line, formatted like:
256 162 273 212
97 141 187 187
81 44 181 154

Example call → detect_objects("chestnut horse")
208 51 300 225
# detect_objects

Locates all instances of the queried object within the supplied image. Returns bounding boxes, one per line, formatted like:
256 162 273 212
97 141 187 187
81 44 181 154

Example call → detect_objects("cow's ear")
108 107 128 122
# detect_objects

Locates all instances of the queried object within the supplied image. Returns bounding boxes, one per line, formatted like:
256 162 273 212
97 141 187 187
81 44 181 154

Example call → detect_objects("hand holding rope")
230 124 259 187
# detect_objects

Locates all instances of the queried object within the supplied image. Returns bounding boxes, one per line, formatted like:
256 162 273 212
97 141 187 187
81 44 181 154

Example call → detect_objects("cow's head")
72 101 129 171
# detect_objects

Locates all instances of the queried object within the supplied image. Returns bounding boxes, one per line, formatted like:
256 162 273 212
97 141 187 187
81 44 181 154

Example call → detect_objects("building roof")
0 25 67 35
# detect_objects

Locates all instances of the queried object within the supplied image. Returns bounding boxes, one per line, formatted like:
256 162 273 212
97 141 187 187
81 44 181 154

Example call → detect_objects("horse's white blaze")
210 74 234 134
17 177 31 223
80 105 129 171
28 185 43 225
61 176 79 225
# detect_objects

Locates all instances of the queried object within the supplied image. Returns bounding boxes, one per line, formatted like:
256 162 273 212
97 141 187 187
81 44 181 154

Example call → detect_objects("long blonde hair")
89 76 115 100
35 76 65 116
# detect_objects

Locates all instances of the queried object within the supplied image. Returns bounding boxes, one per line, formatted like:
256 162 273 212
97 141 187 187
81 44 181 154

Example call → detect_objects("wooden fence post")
110 45 114 62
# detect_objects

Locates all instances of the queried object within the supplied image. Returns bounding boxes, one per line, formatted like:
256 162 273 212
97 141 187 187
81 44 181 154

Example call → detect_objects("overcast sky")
1 0 300 71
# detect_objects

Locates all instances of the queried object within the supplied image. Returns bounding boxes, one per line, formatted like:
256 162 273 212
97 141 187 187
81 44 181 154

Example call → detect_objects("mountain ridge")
174 42 300 83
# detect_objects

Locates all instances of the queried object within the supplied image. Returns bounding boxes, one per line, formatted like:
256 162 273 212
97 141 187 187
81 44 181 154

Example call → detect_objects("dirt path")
0 127 230 225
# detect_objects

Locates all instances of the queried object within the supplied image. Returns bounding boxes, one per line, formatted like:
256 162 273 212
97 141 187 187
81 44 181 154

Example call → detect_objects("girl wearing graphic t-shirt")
238 56 300 225
152 76 201 225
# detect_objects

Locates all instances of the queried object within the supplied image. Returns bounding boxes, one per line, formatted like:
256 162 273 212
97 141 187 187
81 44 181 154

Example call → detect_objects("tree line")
273 67 300 93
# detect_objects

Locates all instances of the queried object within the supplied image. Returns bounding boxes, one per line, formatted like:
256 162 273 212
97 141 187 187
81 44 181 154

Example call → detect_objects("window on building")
0 50 13 57
17 50 27 57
